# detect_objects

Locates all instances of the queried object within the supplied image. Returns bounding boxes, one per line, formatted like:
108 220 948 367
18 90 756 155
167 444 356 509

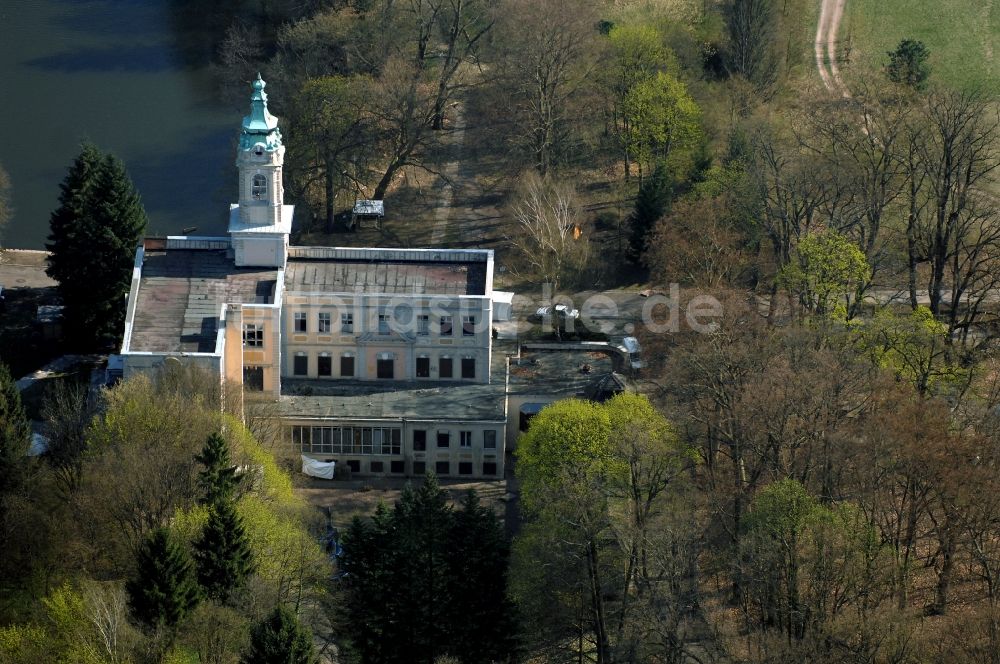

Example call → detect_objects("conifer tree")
341 476 517 664
446 491 518 663
46 145 147 351
0 361 30 497
126 528 201 630
195 432 240 506
194 498 255 601
628 162 671 262
242 604 316 664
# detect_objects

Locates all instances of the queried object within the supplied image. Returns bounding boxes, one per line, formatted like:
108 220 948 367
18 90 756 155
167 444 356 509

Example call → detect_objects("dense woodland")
2 0 1000 662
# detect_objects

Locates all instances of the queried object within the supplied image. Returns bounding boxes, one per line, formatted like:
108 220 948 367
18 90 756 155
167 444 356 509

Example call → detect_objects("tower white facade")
229 74 293 268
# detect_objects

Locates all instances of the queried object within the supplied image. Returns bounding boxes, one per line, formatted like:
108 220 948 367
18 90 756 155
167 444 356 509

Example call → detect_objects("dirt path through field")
816 0 851 97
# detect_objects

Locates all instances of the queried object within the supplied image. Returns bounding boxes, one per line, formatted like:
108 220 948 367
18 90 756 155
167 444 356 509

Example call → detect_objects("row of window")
291 426 498 453
291 426 403 455
290 353 476 380
335 459 498 476
289 313 478 337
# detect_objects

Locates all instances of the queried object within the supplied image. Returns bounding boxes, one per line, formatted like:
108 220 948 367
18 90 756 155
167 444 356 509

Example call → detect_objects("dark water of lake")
0 0 241 249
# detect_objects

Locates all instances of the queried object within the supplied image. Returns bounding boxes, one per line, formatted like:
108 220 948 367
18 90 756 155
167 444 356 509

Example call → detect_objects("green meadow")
844 0 1000 93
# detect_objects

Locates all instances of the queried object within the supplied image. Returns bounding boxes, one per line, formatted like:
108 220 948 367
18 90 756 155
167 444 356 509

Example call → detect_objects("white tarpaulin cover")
302 455 336 479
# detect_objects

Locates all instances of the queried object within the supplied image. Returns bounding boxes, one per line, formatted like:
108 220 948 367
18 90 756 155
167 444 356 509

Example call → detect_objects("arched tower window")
251 174 267 200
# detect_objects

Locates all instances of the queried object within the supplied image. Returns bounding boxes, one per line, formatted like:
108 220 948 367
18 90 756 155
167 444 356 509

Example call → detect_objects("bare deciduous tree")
506 171 589 293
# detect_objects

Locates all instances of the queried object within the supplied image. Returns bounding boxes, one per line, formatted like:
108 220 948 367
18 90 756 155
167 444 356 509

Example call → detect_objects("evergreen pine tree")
194 498 255 601
126 528 201 630
242 604 315 664
341 476 518 664
445 490 518 664
886 39 931 91
628 162 671 262
195 432 240 506
45 145 147 351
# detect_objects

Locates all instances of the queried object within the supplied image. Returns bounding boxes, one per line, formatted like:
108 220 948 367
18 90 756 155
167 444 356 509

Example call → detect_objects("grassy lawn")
844 0 1000 93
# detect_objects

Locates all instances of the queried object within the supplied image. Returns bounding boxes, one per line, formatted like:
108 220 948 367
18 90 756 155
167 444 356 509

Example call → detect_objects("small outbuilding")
350 199 385 230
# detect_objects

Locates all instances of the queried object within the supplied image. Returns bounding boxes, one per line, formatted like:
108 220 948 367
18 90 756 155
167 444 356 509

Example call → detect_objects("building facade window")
341 313 354 333
458 462 473 475
318 355 332 376
377 357 394 379
440 315 453 336
347 460 360 473
294 312 307 333
417 315 430 336
484 430 497 449
413 461 426 475
416 357 430 378
243 366 264 391
390 460 405 474
370 461 384 473
317 312 331 333
378 313 390 335
460 431 472 448
293 354 308 376
463 315 475 336
413 429 427 451
340 354 355 377
251 173 267 200
439 357 453 379
461 357 475 379
483 462 498 476
291 426 402 455
436 461 450 475
437 431 450 448
243 323 263 347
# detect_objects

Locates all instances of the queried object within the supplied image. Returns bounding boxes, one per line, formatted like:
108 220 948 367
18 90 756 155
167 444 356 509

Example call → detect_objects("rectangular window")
439 357 453 379
437 431 450 448
484 430 497 449
294 312 307 333
413 461 426 476
346 460 360 473
370 461 384 473
483 462 498 476
390 460 405 474
341 313 354 333
293 355 308 376
436 461 450 475
243 323 263 347
413 429 427 451
291 426 305 451
440 315 453 336
373 428 400 455
461 358 475 379
317 356 332 377
377 358 394 379
416 357 430 378
340 355 355 377
378 314 390 335
458 462 473 475
318 312 331 334
463 315 475 336
417 315 430 336
243 366 264 391
460 431 472 448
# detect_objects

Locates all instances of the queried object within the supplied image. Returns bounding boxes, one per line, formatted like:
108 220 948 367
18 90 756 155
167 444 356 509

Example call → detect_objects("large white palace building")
115 77 625 480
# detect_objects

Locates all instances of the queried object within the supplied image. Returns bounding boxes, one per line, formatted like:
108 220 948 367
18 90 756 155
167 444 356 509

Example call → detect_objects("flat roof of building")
129 249 278 353
279 378 506 422
284 258 487 296
507 347 618 398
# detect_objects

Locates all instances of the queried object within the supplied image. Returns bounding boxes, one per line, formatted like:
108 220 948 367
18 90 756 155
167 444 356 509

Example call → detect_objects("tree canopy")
45 144 147 351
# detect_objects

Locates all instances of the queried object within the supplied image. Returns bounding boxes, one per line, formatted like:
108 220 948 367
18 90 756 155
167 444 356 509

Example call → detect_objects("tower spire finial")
240 73 281 152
